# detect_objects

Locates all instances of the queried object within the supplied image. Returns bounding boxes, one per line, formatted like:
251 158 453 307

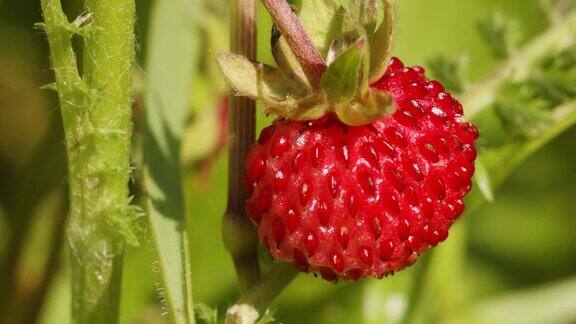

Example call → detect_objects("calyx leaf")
271 24 310 89
298 0 344 56
321 37 368 105
216 52 258 98
335 89 395 126
344 0 378 33
217 52 309 102
368 0 395 82
218 0 398 126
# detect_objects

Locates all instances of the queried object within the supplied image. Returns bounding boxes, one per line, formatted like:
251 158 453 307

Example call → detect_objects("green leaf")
195 303 218 324
106 203 144 247
217 52 309 104
143 0 197 322
271 32 310 89
326 28 365 65
256 309 277 324
468 99 576 211
298 0 344 56
344 0 378 33
257 63 309 101
471 276 576 324
477 12 521 60
494 101 552 139
216 52 258 99
473 158 494 203
263 93 330 121
368 0 394 81
427 55 467 93
320 39 365 105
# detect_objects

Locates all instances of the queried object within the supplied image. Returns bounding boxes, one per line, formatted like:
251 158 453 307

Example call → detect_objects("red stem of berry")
261 0 327 89
223 0 261 294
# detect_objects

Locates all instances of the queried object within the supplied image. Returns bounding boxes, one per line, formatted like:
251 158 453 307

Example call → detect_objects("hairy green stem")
40 0 136 322
223 0 261 295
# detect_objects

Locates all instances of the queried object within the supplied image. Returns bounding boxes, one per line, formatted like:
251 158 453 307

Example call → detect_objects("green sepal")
218 0 398 126
368 0 395 82
216 52 259 98
326 28 366 64
217 51 325 120
217 51 309 101
321 37 368 105
344 0 378 33
364 89 395 116
335 101 376 126
271 25 310 89
260 89 330 121
321 0 396 82
257 63 308 100
474 157 495 203
298 0 344 56
335 89 395 126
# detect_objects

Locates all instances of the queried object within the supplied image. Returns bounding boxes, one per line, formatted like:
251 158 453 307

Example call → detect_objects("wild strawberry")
219 0 478 280
244 57 478 280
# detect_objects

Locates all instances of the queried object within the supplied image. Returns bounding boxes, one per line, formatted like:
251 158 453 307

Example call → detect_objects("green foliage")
477 12 521 60
473 158 495 203
256 309 277 324
106 202 143 247
472 276 576 323
394 7 576 324
427 55 467 93
194 303 218 324
143 0 199 322
220 0 396 127
321 39 364 105
298 0 343 56
493 48 576 139
366 0 395 81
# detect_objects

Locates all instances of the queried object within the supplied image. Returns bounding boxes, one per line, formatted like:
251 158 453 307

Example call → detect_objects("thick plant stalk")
222 0 261 294
40 0 136 322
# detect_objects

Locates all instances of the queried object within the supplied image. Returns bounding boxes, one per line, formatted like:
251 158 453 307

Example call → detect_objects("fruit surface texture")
245 58 479 281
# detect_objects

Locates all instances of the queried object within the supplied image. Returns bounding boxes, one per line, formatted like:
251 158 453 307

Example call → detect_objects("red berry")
245 57 478 280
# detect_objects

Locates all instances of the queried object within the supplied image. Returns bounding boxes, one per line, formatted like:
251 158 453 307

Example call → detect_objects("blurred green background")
1 0 575 323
